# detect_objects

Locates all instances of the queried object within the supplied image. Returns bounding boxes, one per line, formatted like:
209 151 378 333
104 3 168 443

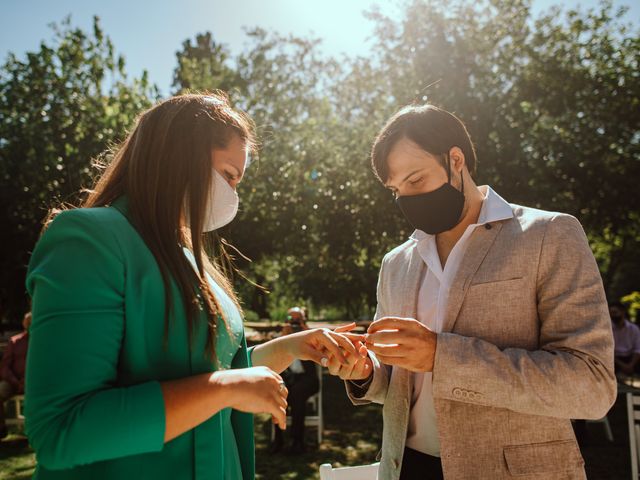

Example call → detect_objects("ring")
279 381 286 392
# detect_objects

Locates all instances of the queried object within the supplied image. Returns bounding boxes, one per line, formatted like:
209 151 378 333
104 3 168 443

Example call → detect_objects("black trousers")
399 447 444 480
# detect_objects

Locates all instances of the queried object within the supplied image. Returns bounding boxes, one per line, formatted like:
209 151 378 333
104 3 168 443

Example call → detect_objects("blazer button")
393 459 400 469
452 388 462 398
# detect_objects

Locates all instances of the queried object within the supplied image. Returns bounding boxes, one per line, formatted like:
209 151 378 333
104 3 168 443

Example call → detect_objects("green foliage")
622 291 640 322
242 309 260 323
2 2 639 323
172 31 245 95
225 0 639 316
0 16 158 322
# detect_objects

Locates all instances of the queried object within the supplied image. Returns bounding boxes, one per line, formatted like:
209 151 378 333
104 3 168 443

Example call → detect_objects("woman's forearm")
160 372 230 443
251 336 295 373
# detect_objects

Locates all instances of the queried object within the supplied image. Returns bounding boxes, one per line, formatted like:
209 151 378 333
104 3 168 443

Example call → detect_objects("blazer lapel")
442 221 504 333
400 244 425 319
402 244 425 400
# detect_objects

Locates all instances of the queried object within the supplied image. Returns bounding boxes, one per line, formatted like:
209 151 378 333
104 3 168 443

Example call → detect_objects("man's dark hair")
609 301 629 317
371 104 477 183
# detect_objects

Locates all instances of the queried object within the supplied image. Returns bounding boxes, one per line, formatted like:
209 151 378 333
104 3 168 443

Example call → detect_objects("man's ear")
449 147 466 174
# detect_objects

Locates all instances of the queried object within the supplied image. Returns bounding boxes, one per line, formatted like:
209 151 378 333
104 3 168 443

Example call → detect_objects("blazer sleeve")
345 255 392 406
25 209 166 470
432 213 617 419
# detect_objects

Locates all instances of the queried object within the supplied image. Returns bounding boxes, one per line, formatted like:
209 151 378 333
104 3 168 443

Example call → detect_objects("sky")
1 0 638 96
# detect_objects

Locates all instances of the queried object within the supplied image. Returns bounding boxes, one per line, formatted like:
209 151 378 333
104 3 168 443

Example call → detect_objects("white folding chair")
319 462 380 480
305 364 323 444
4 394 25 428
627 392 640 479
271 364 324 444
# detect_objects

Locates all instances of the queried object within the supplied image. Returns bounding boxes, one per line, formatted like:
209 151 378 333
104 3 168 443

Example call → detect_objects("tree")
347 0 640 299
172 32 245 95
0 16 158 324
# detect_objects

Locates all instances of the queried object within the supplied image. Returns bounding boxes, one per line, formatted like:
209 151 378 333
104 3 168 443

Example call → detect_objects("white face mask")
187 170 239 232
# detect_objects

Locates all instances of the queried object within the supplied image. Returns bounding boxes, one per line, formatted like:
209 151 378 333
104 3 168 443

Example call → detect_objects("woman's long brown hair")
56 92 256 362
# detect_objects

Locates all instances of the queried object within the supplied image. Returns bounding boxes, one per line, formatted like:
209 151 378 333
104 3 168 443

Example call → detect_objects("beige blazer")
347 204 616 479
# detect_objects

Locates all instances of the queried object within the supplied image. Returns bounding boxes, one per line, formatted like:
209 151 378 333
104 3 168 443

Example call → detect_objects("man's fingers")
367 343 405 357
374 353 405 366
368 317 418 333
342 332 367 344
366 330 407 345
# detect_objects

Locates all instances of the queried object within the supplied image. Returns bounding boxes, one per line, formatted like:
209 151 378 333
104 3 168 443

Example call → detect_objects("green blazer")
25 197 255 480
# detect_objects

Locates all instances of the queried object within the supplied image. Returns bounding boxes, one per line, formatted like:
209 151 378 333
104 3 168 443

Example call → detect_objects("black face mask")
395 155 465 235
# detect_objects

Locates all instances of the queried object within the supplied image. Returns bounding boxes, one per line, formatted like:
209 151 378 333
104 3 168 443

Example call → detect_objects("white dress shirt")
405 185 513 456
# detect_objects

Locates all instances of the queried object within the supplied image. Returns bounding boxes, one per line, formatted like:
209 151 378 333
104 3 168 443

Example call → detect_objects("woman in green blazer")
25 93 365 480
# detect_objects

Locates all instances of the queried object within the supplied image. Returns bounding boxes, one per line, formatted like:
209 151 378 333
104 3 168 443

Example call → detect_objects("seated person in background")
610 301 640 377
271 307 320 454
0 311 31 438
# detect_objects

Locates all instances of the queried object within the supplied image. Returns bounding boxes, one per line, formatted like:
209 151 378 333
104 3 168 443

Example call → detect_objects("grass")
0 434 35 480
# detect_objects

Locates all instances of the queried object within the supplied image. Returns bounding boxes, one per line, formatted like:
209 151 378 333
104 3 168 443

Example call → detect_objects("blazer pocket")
469 276 524 287
503 440 584 476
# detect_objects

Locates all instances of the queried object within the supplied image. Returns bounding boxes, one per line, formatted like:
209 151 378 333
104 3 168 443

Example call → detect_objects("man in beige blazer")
329 104 616 479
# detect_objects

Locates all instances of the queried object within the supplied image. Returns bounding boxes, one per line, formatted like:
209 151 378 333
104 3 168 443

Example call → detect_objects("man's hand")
365 317 437 372
325 323 372 380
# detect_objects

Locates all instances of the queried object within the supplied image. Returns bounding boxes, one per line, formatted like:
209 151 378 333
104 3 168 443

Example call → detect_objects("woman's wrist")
249 336 296 373
209 370 236 410
272 334 296 365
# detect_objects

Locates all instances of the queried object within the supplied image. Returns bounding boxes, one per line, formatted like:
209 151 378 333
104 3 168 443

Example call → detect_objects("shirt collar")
410 185 513 242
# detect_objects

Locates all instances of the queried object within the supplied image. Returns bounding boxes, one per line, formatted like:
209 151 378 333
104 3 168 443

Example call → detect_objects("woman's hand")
282 326 359 367
212 366 289 430
251 324 361 373
325 323 373 380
